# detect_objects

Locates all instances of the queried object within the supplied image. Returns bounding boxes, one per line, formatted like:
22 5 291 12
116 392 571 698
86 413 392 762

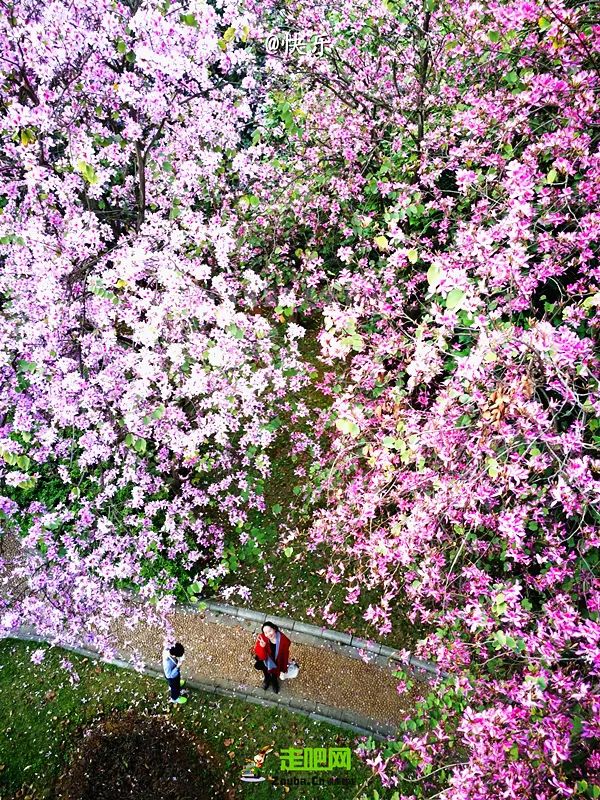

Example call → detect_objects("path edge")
3 630 395 742
200 600 448 679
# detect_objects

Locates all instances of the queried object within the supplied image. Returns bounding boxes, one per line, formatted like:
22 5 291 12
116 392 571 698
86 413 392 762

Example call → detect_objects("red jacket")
254 631 291 677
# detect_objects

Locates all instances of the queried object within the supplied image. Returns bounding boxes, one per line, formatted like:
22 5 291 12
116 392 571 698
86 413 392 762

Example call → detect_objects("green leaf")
487 458 499 478
0 233 25 245
227 323 245 340
426 263 442 289
133 437 147 454
181 12 197 26
582 292 600 309
341 333 365 352
283 546 293 558
16 455 30 470
335 418 360 437
116 39 127 53
571 717 583 736
272 504 282 516
20 127 36 146
76 160 98 184
538 16 551 31
17 360 36 373
446 288 465 309
488 30 500 42
493 594 507 614
144 405 165 424
264 417 282 433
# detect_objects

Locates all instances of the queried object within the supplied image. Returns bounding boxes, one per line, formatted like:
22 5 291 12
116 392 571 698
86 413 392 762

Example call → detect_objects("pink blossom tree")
0 0 598 794
0 0 308 652
231 0 600 794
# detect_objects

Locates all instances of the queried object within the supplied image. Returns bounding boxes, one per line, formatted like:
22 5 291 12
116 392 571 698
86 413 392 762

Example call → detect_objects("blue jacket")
162 649 180 679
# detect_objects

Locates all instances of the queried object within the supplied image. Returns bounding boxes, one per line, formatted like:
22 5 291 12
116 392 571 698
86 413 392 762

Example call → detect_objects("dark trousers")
167 673 181 700
258 663 279 691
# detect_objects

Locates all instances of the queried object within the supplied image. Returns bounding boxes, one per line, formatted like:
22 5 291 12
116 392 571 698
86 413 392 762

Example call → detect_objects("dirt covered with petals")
53 710 234 800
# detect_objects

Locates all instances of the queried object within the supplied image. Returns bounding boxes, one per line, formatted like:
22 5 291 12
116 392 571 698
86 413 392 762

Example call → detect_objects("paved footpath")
2 535 440 739
113 602 433 738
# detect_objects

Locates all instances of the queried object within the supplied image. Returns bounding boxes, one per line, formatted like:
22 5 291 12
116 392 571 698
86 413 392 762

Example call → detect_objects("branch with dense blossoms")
0 0 310 654
230 0 600 794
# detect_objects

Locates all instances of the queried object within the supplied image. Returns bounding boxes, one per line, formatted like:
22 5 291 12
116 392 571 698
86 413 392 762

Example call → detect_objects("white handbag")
280 659 299 680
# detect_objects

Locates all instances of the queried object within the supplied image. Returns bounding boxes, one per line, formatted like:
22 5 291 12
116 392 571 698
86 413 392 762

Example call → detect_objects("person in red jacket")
254 621 291 694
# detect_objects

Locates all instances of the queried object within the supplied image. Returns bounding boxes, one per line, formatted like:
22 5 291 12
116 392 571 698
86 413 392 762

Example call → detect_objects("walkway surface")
111 604 425 736
1 533 431 738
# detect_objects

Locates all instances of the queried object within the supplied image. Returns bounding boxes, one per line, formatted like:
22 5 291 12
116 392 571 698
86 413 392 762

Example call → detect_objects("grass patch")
0 638 399 799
